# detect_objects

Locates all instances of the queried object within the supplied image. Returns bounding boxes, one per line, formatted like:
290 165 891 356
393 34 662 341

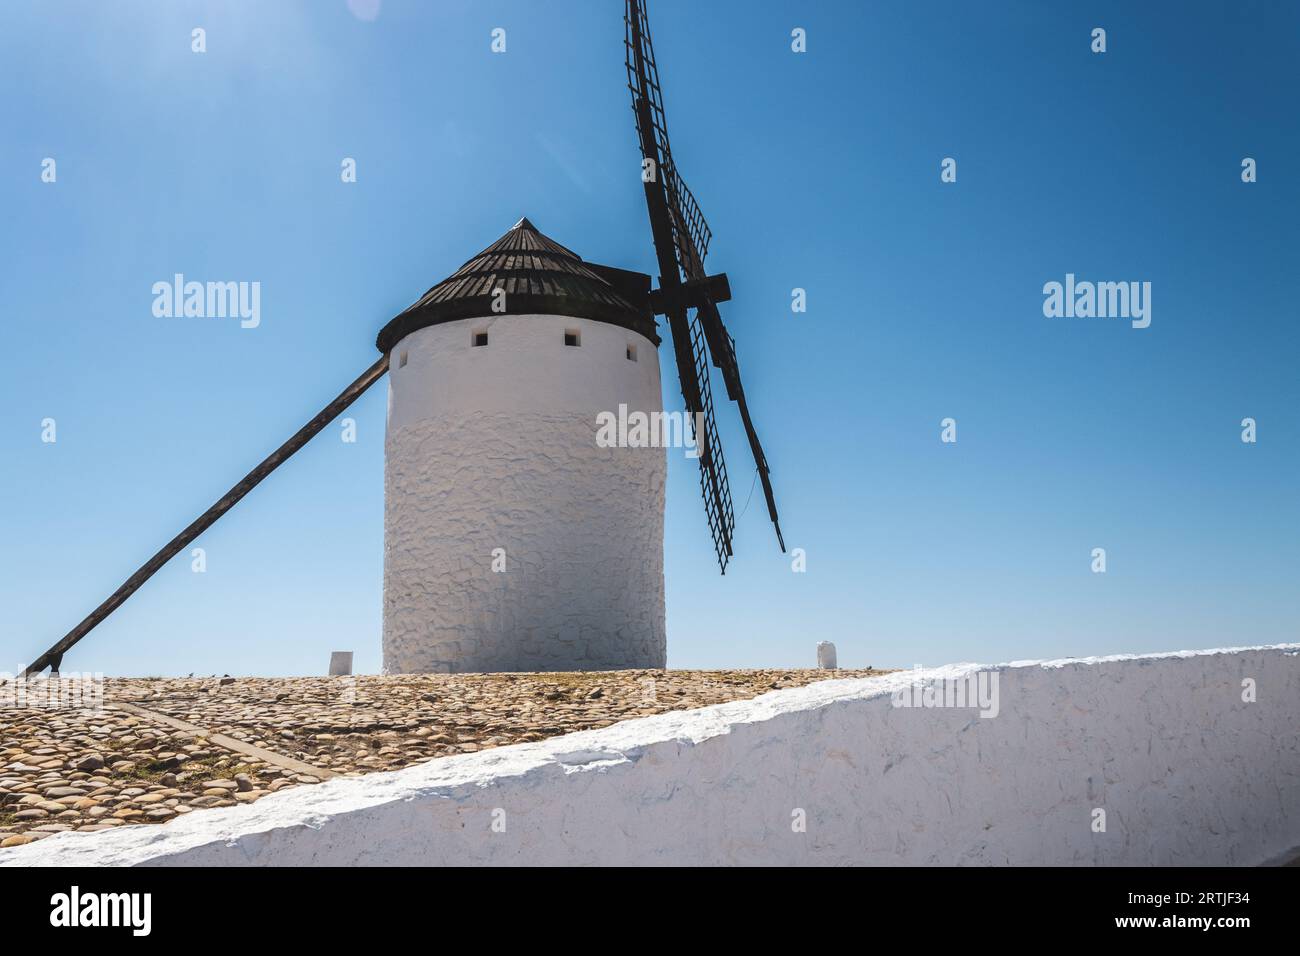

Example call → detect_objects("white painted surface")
382 314 666 673
817 641 837 669
7 644 1297 867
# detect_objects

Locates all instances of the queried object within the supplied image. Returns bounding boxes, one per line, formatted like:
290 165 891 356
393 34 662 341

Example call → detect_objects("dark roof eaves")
376 297 660 354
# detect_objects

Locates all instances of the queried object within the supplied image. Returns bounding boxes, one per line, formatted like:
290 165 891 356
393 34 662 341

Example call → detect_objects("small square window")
398 350 409 368
564 330 581 347
473 331 489 347
626 344 637 362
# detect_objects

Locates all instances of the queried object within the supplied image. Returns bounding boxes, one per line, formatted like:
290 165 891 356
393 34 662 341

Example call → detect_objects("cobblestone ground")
0 668 885 847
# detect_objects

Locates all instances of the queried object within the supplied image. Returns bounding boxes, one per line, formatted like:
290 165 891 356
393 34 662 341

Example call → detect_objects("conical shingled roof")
376 218 657 353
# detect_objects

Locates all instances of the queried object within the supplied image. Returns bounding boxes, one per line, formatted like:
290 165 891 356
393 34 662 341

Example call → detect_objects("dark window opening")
626 344 637 361
473 331 489 347
564 330 581 347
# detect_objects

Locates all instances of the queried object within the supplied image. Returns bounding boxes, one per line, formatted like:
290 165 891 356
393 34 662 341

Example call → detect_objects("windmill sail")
625 0 784 570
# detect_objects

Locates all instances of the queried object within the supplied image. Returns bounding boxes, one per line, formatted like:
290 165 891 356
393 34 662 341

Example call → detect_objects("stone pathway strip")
0 668 885 847
109 702 338 781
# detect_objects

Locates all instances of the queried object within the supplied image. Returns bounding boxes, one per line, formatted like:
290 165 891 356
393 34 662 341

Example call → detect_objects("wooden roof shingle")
376 218 657 353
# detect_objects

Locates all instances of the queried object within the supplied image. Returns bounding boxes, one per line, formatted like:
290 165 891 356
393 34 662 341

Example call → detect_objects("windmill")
625 0 784 571
20 0 783 678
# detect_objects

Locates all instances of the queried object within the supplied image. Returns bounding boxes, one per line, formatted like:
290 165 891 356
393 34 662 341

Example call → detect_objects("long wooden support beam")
22 354 390 677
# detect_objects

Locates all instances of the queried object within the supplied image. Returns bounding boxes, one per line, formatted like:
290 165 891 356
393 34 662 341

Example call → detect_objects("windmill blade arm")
665 169 711 277
735 390 785 552
696 300 784 552
627 0 745 571
696 300 740 398
21 354 390 676
626 0 712 282
665 306 736 571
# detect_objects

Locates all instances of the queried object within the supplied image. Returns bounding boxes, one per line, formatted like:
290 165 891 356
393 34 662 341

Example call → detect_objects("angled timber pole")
21 354 390 677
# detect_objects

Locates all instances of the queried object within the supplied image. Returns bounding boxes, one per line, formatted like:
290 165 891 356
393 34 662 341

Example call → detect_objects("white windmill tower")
377 218 668 673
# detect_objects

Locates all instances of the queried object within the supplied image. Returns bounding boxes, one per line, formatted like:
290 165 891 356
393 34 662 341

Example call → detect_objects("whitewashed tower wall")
382 311 666 673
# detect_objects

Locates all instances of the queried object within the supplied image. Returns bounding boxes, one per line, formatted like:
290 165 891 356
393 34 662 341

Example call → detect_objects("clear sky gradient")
2 1 1297 676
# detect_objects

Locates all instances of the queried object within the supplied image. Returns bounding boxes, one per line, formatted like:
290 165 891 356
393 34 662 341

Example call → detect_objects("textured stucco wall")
382 314 666 673
8 645 1298 867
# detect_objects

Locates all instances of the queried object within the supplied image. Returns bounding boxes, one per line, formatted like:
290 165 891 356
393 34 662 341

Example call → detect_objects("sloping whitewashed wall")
6 644 1298 867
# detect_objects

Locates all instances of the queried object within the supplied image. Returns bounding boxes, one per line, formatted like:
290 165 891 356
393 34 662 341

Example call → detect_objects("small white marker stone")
329 651 354 676
816 641 837 670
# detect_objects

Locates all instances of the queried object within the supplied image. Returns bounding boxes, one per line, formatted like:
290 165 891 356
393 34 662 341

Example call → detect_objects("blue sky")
2 1 1297 676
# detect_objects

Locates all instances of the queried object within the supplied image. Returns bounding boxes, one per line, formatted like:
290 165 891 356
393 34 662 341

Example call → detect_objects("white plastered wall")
8 645 1298 867
382 314 666 673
